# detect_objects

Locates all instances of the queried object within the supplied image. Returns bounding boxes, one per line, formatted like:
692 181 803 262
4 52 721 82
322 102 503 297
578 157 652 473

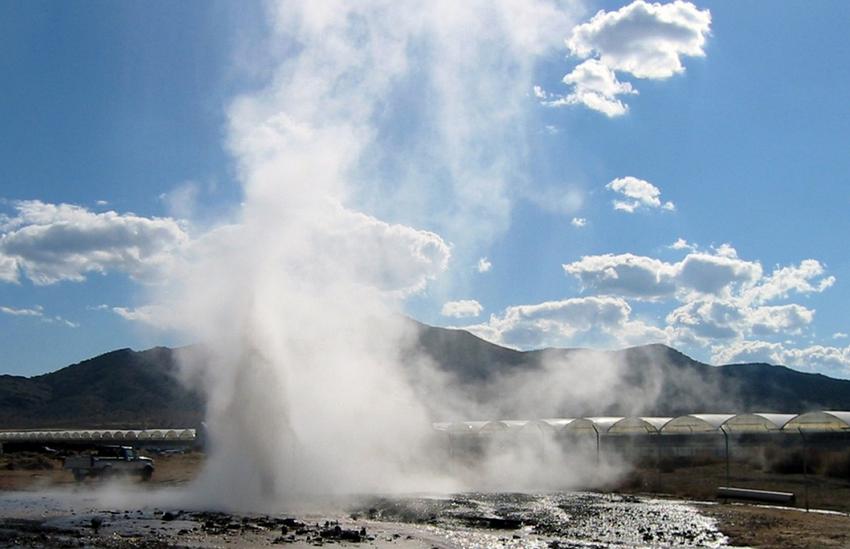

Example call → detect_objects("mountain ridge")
0 321 848 428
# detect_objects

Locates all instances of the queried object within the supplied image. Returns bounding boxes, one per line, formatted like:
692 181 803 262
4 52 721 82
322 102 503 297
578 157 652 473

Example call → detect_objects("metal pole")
721 426 730 487
655 431 662 492
798 428 809 512
591 424 600 468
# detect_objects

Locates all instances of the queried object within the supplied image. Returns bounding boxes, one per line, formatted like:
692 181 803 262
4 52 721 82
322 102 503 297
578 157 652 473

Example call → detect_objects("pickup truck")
64 446 154 481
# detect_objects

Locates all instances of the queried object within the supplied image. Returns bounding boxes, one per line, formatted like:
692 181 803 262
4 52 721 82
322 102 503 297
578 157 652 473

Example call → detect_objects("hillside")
0 321 848 428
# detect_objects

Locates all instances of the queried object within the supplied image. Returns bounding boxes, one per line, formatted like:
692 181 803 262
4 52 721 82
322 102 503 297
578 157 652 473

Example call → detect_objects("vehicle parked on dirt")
64 446 154 481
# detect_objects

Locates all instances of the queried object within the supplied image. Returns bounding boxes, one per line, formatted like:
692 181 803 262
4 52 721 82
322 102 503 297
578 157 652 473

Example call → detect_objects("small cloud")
112 306 157 324
0 305 43 317
544 125 559 135
95 200 109 207
441 299 484 319
670 238 695 251
571 217 587 228
548 59 636 117
86 304 110 311
52 316 79 328
533 85 548 99
477 257 492 273
834 332 848 340
606 176 674 213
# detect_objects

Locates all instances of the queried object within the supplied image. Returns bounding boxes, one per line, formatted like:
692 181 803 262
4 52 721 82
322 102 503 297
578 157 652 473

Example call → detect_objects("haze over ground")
1 0 849 380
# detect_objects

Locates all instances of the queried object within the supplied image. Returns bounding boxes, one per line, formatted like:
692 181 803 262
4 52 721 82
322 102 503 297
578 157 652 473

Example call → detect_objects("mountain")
0 347 202 429
0 321 849 428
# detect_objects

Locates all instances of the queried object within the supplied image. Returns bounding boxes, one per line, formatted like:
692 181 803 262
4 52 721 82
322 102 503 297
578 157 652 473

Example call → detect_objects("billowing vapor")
144 0 647 509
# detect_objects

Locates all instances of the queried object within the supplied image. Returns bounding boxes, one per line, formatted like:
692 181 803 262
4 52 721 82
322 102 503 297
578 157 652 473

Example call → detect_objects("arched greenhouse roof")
783 411 850 431
518 418 575 433
608 417 673 434
661 414 735 433
723 413 795 432
563 417 623 434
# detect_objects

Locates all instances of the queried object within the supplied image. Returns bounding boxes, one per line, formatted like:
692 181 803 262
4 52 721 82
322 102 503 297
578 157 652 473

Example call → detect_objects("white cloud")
571 217 587 228
0 305 43 317
548 59 636 117
676 252 761 295
334 210 451 296
744 259 835 304
95 200 109 207
533 85 548 99
564 253 678 299
564 248 762 300
441 299 484 318
564 245 834 348
0 200 189 285
53 316 79 328
567 0 711 79
667 299 814 340
0 253 19 283
834 332 848 340
606 176 674 212
112 306 157 324
465 295 666 350
669 237 695 251
477 257 492 273
556 0 711 114
713 340 850 378
0 304 77 328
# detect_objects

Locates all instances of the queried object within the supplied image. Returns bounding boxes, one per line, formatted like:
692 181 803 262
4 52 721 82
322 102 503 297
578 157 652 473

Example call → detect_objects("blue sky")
1 1 849 378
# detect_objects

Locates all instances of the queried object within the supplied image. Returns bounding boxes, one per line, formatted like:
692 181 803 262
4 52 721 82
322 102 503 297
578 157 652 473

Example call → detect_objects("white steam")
142 1 653 509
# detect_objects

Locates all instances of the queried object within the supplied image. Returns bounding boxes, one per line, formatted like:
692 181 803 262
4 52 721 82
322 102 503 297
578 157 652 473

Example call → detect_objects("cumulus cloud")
571 217 587 227
564 253 678 299
744 259 835 304
547 0 711 115
714 340 850 378
567 0 711 79
667 300 814 340
548 59 636 117
441 299 483 318
606 176 675 213
477 257 492 273
465 295 666 350
331 211 451 296
564 247 764 300
561 243 836 352
0 200 188 285
834 332 848 340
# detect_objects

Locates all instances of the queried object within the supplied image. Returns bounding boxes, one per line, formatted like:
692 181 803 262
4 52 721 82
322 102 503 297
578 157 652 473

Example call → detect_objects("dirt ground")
2 450 850 548
700 504 850 549
0 450 203 490
617 460 850 513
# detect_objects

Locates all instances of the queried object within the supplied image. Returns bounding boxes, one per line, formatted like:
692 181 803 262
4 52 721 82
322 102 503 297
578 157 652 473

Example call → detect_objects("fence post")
720 425 730 488
798 428 809 512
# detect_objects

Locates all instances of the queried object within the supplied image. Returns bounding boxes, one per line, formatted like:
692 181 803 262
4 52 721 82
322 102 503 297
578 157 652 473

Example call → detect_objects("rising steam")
140 1 658 508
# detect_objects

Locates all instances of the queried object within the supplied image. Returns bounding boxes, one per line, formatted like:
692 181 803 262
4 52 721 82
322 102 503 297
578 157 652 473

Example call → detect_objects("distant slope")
0 347 202 429
0 321 849 428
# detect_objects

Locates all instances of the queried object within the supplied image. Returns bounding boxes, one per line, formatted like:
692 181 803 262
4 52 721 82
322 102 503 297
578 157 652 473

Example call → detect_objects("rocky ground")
1 451 849 547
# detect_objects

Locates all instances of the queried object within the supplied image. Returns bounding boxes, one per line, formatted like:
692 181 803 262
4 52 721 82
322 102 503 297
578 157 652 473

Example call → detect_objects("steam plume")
156 1 589 507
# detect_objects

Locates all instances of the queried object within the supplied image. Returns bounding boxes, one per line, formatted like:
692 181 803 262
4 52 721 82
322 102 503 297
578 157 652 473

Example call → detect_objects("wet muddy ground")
0 490 730 548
